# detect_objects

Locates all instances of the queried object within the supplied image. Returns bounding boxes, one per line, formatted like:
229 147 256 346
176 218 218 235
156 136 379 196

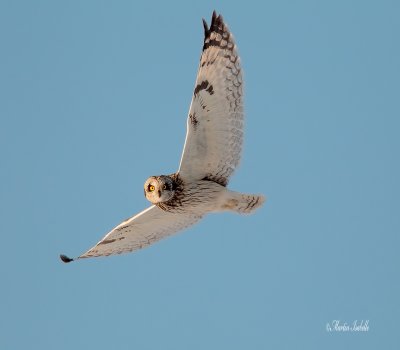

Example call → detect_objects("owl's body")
146 174 263 215
60 11 265 263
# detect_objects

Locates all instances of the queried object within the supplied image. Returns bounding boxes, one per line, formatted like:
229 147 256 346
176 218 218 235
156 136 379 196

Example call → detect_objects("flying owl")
60 11 265 263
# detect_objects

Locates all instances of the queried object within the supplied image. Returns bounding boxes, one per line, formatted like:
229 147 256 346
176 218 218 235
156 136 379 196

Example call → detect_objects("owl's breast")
156 179 225 214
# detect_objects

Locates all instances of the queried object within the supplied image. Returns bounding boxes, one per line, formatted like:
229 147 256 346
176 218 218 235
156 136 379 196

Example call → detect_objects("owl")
60 11 265 263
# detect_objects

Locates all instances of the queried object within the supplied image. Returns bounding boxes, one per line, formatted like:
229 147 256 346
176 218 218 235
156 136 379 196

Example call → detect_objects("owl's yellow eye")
163 185 167 190
149 185 155 192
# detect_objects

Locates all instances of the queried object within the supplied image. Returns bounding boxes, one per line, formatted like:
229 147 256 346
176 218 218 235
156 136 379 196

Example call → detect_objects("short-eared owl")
60 11 265 263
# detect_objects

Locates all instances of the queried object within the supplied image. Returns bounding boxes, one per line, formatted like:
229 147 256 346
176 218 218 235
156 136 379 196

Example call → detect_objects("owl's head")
144 175 176 204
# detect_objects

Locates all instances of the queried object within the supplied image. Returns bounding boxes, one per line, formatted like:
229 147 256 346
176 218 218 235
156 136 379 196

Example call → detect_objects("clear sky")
1 1 399 349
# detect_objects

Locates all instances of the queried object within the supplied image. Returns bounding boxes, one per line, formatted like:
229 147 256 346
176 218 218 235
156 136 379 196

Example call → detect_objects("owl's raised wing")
178 11 243 187
60 206 201 262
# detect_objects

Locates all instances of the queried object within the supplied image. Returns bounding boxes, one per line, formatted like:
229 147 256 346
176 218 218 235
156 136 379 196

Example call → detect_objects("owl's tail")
220 190 266 214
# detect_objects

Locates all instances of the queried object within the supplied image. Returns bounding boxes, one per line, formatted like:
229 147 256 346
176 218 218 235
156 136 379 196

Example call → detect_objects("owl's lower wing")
60 205 201 262
178 11 243 187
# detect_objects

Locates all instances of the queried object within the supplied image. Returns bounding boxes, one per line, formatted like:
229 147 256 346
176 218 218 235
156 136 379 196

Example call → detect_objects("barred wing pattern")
179 11 243 186
60 206 201 261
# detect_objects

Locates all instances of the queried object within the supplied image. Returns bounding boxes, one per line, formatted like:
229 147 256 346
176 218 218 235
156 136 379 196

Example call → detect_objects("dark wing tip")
202 11 227 52
211 10 224 29
202 10 226 40
202 18 209 36
60 254 74 263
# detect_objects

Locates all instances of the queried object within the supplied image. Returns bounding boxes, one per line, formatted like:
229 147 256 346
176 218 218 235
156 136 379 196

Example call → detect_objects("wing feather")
178 11 244 186
61 206 201 261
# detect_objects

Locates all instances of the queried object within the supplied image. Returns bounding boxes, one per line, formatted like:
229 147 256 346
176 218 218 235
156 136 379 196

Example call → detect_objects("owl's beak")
143 189 146 197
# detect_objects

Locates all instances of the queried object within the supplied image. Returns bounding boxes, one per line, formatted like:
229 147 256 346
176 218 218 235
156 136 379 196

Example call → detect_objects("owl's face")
144 175 175 204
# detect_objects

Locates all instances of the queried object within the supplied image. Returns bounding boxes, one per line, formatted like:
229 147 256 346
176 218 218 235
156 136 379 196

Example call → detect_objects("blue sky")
1 1 399 349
